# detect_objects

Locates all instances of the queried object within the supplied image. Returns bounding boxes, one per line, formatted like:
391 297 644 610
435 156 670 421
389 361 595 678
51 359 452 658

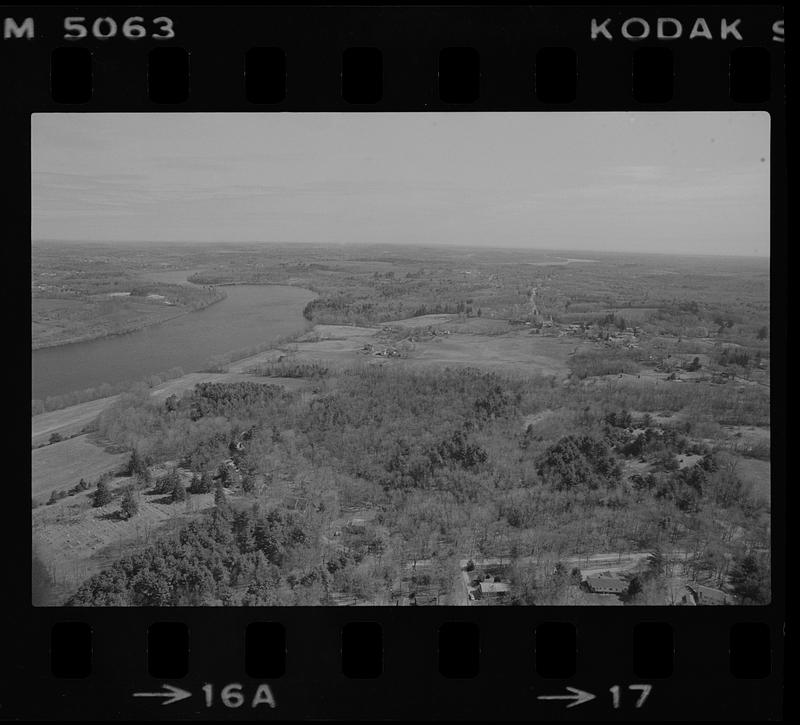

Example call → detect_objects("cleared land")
228 322 577 378
32 435 128 499
32 396 122 447
33 483 219 603
398 332 575 376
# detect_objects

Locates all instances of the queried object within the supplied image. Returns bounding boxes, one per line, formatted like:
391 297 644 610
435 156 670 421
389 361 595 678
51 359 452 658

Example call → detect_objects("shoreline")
31 290 227 351
32 284 318 414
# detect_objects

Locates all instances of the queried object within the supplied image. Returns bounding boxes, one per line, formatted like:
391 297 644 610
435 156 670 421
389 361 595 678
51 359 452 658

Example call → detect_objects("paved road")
456 551 670 605
458 551 654 571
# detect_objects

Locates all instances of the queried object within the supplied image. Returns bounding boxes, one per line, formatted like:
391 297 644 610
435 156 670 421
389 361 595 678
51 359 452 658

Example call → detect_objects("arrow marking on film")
538 686 596 709
133 683 192 705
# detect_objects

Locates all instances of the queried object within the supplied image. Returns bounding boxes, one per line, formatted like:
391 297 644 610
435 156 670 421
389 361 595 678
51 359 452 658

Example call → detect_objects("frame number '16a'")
202 683 276 709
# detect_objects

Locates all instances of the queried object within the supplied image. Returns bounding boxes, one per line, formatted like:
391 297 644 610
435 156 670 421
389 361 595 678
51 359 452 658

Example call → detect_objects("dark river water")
32 273 315 401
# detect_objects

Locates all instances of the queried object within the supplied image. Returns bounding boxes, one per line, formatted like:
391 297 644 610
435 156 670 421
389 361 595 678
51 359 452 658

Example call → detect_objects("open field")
232 322 577 378
33 483 218 604
389 314 456 328
32 396 122 447
32 435 128 499
397 331 576 376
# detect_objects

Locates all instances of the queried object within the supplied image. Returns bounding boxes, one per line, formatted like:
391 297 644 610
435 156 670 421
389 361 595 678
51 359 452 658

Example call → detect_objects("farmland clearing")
32 435 128 500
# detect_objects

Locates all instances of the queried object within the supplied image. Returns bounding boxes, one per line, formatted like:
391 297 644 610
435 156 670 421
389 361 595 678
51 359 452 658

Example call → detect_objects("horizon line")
31 239 771 260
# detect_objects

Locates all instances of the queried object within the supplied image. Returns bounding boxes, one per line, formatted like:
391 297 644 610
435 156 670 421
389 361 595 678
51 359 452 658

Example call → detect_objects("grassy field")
394 331 575 376
32 397 122 447
32 483 219 603
234 321 577 377
32 435 128 499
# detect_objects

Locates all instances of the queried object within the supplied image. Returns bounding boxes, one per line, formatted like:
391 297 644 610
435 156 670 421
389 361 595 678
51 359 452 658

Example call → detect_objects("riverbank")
31 289 227 351
33 283 316 405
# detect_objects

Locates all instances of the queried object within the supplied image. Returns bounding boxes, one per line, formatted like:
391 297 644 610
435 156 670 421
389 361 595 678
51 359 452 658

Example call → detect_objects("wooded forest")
66 367 770 606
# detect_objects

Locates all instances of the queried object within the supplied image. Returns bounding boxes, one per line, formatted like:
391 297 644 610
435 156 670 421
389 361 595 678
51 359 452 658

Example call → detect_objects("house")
479 581 510 596
585 575 628 595
345 518 367 533
688 585 732 606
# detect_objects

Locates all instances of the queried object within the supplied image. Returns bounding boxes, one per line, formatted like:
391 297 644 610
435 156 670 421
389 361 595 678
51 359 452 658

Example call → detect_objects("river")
32 270 316 401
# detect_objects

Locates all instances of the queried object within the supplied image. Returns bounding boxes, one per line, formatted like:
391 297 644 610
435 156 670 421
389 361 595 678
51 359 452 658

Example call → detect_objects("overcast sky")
32 112 769 256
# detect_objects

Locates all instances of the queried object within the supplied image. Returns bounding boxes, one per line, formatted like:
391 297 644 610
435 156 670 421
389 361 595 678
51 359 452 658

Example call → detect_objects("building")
345 518 367 533
688 585 732 606
479 581 510 597
585 575 628 595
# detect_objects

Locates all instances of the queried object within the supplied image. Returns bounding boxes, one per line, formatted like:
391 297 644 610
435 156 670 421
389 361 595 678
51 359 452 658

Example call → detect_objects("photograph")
31 111 770 607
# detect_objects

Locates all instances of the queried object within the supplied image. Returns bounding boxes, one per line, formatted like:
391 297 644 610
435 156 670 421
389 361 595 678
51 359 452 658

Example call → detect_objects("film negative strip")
3 2 785 720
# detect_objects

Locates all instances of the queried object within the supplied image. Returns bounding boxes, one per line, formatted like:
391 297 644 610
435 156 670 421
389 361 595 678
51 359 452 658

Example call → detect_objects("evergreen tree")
214 481 231 516
729 553 770 604
241 473 256 494
136 467 153 488
170 477 187 503
233 510 256 552
127 448 146 476
189 470 214 494
623 575 642 601
155 468 180 495
120 487 139 519
646 548 666 579
94 479 113 508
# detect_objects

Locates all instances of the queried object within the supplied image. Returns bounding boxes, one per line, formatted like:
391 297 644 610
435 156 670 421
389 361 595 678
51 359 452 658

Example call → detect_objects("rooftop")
480 581 510 594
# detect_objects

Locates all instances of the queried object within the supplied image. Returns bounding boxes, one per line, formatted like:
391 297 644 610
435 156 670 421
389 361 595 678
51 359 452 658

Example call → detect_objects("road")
455 552 658 606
